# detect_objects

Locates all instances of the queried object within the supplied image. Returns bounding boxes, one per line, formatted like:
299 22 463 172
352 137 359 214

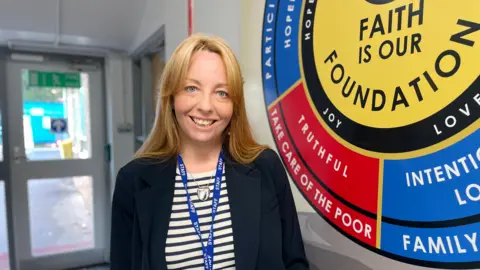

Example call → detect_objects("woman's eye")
217 91 228 98
185 86 197 92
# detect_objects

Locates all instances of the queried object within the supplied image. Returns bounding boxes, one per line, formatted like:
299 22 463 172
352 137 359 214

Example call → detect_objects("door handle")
12 146 27 163
13 155 27 161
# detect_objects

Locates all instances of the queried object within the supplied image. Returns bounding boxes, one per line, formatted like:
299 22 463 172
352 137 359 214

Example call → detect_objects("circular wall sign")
261 0 480 268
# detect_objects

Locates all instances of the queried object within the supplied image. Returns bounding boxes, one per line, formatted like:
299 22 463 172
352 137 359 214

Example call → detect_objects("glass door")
5 60 108 269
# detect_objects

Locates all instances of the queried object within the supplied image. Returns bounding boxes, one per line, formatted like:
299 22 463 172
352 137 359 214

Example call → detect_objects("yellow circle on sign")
313 0 480 128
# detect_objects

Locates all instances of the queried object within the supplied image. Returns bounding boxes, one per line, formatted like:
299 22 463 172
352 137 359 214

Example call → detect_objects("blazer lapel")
226 159 261 270
133 157 177 270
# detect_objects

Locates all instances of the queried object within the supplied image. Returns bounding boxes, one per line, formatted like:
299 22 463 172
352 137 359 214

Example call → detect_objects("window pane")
0 181 10 269
28 177 94 257
22 71 92 161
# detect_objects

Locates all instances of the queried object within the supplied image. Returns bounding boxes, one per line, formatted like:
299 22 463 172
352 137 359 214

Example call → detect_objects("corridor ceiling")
0 0 147 53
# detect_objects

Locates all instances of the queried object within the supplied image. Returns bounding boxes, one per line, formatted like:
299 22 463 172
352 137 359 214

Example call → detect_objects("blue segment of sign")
382 129 480 222
381 221 480 263
50 118 67 133
261 0 279 106
275 0 302 95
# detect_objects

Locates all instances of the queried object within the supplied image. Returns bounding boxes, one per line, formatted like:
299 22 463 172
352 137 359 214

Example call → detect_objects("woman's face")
173 50 233 147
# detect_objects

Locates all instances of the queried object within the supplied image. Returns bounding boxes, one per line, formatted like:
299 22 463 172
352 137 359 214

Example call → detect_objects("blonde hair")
135 34 268 164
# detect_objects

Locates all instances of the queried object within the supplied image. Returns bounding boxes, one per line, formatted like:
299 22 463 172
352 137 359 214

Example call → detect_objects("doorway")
0 55 108 269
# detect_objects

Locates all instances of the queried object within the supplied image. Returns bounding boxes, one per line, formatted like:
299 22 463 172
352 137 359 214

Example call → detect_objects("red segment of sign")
268 102 377 247
280 84 380 214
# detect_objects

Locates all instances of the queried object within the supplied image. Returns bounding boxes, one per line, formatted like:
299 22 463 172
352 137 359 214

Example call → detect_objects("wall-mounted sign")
261 0 479 269
27 70 81 88
50 118 67 133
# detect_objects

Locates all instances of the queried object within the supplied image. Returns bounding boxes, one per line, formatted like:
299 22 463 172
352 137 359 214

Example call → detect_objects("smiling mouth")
190 117 217 127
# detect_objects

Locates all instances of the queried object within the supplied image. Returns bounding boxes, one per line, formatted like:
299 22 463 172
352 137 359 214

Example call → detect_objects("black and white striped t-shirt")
165 166 236 270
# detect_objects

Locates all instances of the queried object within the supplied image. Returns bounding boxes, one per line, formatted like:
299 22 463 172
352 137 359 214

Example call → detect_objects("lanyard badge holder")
177 152 224 270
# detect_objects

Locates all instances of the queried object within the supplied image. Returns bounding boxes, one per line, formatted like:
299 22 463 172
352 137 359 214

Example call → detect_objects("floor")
73 264 109 270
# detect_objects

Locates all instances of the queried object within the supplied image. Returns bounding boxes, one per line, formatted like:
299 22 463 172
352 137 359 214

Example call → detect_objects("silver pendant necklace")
189 171 215 202
196 186 210 202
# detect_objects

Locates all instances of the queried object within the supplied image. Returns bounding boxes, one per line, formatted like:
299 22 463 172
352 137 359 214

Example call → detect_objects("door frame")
2 50 110 270
0 53 19 270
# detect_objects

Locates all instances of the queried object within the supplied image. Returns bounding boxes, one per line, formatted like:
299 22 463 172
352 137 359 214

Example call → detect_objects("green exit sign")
27 70 81 88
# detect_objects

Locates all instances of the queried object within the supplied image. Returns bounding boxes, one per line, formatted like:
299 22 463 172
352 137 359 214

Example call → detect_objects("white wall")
105 54 135 196
131 0 188 59
163 1 188 58
104 53 135 261
194 0 242 58
130 0 164 51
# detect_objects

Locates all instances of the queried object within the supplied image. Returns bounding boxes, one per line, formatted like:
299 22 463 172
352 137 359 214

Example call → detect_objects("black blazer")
109 148 310 270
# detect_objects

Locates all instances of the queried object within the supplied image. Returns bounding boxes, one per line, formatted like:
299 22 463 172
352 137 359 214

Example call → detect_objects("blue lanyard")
177 152 224 270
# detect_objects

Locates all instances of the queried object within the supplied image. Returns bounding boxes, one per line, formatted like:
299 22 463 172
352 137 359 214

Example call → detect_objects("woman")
110 34 309 270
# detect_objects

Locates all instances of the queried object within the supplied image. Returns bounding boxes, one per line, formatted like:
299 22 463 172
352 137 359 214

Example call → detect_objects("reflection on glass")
22 70 92 161
0 181 10 270
28 177 94 257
